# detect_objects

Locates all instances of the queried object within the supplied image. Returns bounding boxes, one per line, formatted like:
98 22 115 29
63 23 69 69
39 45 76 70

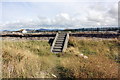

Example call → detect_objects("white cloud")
108 3 118 19
1 2 118 30
56 13 70 20
52 13 71 25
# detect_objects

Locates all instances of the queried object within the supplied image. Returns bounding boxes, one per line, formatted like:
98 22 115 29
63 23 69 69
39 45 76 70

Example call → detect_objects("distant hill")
2 27 120 32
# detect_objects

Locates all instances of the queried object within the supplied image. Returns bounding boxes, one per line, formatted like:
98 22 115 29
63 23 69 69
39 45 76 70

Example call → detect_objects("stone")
83 56 88 59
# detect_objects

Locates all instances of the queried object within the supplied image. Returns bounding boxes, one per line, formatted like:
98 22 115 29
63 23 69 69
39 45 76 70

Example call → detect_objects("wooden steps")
51 32 69 53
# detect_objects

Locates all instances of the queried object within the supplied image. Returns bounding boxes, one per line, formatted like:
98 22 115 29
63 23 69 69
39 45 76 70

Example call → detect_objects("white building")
22 29 27 33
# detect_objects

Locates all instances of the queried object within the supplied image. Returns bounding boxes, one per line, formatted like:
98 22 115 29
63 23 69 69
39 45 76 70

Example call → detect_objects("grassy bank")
2 38 119 78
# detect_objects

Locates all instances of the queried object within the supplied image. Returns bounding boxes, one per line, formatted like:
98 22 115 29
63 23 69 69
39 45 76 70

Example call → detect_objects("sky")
0 0 119 30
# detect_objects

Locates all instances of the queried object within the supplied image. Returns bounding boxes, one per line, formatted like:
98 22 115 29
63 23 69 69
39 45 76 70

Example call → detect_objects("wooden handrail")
62 33 69 52
51 33 58 52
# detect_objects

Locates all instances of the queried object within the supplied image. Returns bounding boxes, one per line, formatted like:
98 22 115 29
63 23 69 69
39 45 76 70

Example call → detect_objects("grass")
2 37 119 78
2 40 57 78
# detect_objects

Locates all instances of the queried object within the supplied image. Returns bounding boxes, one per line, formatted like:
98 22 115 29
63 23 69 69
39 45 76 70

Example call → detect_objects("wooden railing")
51 33 58 52
62 33 69 52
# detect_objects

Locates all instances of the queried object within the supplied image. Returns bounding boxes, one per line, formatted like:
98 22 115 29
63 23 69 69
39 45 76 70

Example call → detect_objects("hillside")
2 37 119 78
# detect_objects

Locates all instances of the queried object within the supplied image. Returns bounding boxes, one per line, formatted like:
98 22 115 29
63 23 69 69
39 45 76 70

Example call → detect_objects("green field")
2 37 119 78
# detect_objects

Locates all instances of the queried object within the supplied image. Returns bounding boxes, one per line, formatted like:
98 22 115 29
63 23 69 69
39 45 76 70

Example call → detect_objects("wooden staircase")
51 32 69 53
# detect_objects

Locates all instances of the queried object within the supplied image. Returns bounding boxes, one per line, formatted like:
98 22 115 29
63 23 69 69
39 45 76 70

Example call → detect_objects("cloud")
83 3 118 26
1 2 118 30
56 13 70 20
108 3 118 19
52 13 72 25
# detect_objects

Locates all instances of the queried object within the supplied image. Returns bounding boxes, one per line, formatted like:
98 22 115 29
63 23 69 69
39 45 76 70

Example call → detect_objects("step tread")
55 42 63 43
53 46 62 48
58 37 65 38
56 40 64 41
54 43 63 45
52 49 62 52
54 45 63 47
56 39 64 41
57 37 65 39
57 38 64 40
56 40 64 42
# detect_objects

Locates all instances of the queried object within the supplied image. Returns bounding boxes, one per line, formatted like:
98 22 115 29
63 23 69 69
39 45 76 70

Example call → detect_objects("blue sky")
0 0 119 30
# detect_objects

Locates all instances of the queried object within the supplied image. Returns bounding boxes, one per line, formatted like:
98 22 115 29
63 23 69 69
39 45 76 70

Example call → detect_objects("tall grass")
2 40 58 78
61 37 119 78
2 38 119 78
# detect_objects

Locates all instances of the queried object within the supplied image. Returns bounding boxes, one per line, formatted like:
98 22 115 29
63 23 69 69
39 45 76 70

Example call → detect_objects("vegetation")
2 38 119 78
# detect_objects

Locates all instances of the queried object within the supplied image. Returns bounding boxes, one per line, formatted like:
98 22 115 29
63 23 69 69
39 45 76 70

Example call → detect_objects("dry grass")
2 40 57 78
2 37 119 78
59 37 119 78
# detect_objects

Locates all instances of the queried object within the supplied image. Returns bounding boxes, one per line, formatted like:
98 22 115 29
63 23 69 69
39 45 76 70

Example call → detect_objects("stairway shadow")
49 38 54 46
